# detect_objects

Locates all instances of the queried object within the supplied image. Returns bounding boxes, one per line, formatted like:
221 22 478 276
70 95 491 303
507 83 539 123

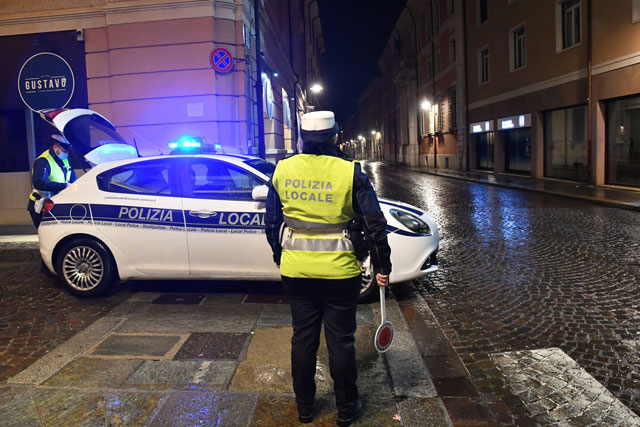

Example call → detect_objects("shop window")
544 105 587 181
478 47 490 84
0 109 29 172
556 0 581 51
505 129 531 174
606 96 640 187
509 24 526 71
476 132 494 170
282 88 292 150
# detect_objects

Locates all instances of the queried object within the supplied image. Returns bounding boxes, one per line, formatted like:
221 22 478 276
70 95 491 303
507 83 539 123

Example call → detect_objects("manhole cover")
153 294 205 305
88 333 186 359
243 294 288 304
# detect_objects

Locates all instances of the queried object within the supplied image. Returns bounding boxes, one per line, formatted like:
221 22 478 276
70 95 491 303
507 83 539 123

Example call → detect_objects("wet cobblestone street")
0 245 131 383
363 161 640 422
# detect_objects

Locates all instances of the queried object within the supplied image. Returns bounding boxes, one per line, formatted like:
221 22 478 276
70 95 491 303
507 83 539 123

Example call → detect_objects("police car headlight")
389 209 431 234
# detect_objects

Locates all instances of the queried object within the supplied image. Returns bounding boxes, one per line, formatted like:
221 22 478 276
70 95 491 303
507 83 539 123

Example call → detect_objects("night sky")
317 0 405 123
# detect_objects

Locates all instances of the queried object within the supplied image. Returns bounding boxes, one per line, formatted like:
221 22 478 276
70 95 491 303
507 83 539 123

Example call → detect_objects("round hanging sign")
18 52 75 112
210 48 234 73
374 286 395 353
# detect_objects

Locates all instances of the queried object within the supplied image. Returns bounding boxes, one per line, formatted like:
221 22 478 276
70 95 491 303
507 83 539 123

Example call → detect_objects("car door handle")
189 210 216 218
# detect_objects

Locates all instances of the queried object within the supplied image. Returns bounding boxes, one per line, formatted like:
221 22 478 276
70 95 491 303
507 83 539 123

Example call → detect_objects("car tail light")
40 109 67 122
42 199 54 216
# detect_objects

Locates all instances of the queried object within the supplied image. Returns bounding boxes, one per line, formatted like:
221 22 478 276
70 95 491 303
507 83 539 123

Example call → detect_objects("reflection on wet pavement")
361 161 640 417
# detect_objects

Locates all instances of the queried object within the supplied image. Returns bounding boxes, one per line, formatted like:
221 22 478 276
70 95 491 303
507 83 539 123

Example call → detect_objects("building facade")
0 0 322 224
347 0 467 169
351 0 640 191
467 0 640 187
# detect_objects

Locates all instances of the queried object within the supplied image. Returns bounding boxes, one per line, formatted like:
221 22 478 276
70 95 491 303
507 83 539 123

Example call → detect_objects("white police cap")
51 134 72 147
301 111 335 131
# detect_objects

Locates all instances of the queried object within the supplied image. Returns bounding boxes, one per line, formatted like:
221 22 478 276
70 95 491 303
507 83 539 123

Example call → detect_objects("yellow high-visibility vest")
272 154 361 279
29 149 72 201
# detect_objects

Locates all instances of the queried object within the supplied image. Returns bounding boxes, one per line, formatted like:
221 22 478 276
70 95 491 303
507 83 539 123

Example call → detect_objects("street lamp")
310 84 323 93
421 100 431 111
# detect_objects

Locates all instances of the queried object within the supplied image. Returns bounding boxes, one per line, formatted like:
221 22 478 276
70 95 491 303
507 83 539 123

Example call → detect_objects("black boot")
336 398 363 427
297 404 317 423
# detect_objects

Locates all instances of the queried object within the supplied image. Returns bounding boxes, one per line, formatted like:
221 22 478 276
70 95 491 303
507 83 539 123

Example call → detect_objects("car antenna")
133 137 141 157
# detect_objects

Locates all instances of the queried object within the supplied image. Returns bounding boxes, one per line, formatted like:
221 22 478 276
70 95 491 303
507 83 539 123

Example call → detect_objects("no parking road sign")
210 48 234 74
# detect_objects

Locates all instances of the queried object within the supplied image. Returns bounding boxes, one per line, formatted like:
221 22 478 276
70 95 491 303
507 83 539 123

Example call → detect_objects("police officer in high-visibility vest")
27 135 76 228
265 111 392 426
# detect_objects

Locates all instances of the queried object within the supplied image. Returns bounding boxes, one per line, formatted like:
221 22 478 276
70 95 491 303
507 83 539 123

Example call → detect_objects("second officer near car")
27 134 76 228
265 111 392 426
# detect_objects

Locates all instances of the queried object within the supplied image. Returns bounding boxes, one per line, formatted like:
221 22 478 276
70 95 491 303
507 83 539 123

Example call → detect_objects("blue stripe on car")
386 225 429 237
43 203 424 238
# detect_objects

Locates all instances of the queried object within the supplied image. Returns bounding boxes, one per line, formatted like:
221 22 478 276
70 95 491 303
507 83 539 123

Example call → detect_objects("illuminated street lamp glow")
371 130 376 135
310 84 323 93
421 100 431 111
358 135 363 140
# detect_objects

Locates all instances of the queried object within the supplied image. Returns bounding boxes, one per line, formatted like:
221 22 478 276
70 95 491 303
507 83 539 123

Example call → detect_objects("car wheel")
357 254 386 304
56 238 115 297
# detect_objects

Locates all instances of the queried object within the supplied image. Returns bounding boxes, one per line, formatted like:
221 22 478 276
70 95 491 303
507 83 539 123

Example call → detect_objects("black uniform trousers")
281 274 361 413
27 200 42 229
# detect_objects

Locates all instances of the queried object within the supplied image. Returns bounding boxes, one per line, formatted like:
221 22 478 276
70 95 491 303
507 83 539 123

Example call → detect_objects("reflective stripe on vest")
283 214 351 230
282 230 355 252
30 150 71 200
272 154 361 279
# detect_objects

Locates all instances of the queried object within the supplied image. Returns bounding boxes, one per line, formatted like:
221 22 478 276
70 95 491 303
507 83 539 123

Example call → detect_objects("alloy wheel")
62 246 105 291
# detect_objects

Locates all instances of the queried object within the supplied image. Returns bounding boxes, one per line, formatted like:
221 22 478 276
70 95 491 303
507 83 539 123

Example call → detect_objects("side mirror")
252 184 269 201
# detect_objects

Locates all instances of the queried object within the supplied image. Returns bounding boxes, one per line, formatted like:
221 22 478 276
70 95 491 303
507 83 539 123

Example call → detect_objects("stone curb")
411 168 640 213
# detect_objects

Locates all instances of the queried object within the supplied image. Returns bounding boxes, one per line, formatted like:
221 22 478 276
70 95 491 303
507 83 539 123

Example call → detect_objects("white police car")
38 109 439 302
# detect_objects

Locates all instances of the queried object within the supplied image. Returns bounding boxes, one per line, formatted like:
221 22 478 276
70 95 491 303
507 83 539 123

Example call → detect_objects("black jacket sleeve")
265 178 284 265
31 157 67 193
352 163 392 275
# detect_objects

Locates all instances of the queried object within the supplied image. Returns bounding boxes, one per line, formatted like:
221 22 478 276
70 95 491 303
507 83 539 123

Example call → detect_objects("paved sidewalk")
0 290 453 426
410 166 640 212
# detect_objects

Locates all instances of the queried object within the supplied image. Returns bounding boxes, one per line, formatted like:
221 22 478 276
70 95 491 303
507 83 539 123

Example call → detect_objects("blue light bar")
168 136 203 149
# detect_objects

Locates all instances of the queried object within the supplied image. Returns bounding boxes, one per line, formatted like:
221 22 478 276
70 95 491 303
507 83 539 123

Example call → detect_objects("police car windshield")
244 159 275 178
